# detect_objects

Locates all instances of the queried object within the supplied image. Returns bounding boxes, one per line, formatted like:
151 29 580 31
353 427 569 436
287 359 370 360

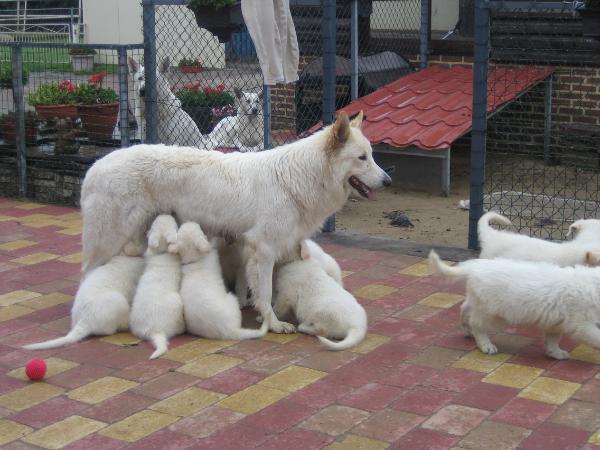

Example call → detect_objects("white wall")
371 0 459 32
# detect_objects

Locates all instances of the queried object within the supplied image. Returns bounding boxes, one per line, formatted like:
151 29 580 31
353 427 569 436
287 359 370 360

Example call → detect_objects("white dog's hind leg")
468 309 497 354
298 323 319 335
460 299 473 338
544 332 569 360
573 323 600 349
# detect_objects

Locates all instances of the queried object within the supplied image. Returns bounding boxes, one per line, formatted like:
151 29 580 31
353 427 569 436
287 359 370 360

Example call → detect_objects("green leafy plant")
178 58 202 68
27 80 78 105
0 110 39 127
175 83 234 107
69 47 96 56
75 73 118 104
187 0 236 10
0 64 29 88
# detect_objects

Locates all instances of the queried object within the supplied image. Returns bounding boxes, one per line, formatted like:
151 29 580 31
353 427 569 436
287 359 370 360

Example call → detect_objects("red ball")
25 358 47 381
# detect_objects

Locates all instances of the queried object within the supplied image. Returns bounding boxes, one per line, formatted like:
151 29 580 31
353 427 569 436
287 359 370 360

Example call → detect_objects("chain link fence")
478 1 600 242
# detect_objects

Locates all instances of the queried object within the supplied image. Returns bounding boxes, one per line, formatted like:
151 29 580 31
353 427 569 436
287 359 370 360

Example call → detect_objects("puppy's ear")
586 251 600 266
128 57 138 73
567 223 579 239
165 232 178 246
159 58 170 74
300 240 311 260
328 111 351 151
349 110 364 129
233 87 243 100
147 229 160 250
193 234 212 254
167 242 179 255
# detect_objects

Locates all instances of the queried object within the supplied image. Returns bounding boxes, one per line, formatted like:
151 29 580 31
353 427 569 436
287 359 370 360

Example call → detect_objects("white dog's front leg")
544 332 569 360
246 247 296 334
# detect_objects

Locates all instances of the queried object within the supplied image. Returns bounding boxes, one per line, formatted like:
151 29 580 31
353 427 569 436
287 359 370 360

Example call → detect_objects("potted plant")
76 72 119 141
0 64 29 89
69 47 96 72
27 80 78 121
178 58 203 74
579 0 600 37
0 110 38 145
187 0 244 43
175 83 235 134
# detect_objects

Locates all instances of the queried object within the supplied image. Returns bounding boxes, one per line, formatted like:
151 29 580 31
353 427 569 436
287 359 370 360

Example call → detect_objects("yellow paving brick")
259 365 326 392
20 292 72 310
571 345 600 365
149 387 226 416
399 261 434 277
353 284 398 300
0 420 33 446
589 428 600 445
57 227 82 236
7 357 79 381
0 240 37 251
419 292 464 309
0 289 41 306
325 434 389 450
22 219 63 229
162 338 238 362
56 212 81 221
67 376 139 404
518 377 581 405
263 332 300 344
11 252 59 265
0 304 35 322
348 334 391 354
218 385 288 414
0 214 17 222
17 214 56 223
100 332 141 346
23 415 106 449
14 202 44 210
341 270 354 278
98 409 178 442
0 383 64 411
452 350 511 373
57 252 82 264
177 354 243 378
483 363 543 389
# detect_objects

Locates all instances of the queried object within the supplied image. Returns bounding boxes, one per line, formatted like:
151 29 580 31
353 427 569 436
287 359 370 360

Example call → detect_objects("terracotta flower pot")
35 104 78 121
188 2 244 43
180 65 202 74
1 122 36 145
78 102 119 141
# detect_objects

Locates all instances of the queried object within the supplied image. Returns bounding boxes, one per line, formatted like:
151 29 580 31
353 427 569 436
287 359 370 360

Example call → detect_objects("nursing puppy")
24 255 144 350
130 215 184 359
81 111 391 334
429 250 600 359
302 239 343 286
273 250 367 351
170 222 268 340
478 212 600 266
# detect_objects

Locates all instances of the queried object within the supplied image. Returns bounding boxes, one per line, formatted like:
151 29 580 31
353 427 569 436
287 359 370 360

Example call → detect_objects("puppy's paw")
270 320 296 334
546 348 570 360
479 342 498 354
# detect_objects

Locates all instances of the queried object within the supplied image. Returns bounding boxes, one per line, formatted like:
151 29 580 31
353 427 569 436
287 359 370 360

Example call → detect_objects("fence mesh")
484 3 600 240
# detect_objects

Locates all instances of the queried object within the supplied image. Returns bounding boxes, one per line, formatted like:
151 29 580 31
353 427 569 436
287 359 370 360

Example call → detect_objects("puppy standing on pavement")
478 212 600 266
171 222 268 340
429 250 600 360
130 215 184 359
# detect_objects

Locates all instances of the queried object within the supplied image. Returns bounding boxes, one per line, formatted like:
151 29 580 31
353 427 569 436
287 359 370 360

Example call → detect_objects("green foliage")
187 0 237 10
75 83 118 104
0 64 29 87
175 87 234 108
178 58 202 68
0 111 39 126
585 0 600 8
69 47 97 56
27 81 78 106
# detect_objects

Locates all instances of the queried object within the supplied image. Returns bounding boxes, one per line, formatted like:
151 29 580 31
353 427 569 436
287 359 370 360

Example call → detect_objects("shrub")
27 80 78 105
0 64 29 88
75 73 118 104
175 83 235 133
178 58 202 68
69 47 97 56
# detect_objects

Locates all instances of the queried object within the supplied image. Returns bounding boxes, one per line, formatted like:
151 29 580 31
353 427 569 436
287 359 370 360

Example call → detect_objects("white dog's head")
168 222 212 264
234 88 262 116
146 215 178 255
128 57 145 99
325 111 391 200
128 57 177 104
567 219 600 242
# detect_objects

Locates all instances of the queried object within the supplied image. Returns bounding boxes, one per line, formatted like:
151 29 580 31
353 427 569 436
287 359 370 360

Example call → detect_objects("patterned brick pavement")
1 198 600 449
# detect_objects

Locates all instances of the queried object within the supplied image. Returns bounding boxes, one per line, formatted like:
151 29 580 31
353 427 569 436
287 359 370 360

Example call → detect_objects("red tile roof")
310 65 554 151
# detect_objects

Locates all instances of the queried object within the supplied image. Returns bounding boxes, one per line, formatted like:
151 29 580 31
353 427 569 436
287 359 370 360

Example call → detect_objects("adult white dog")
478 212 600 266
429 250 600 359
24 255 144 350
128 57 203 147
80 111 391 333
130 215 184 359
170 222 268 340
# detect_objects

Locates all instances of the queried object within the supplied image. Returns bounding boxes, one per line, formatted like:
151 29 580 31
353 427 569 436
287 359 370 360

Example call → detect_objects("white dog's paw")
478 342 498 354
546 348 570 360
270 320 296 334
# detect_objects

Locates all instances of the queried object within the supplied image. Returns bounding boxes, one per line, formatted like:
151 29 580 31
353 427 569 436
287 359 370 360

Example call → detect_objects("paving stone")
422 404 490 436
352 408 424 442
169 406 245 438
176 354 243 378
258 365 326 392
459 420 531 450
406 346 464 369
518 377 581 405
549 400 600 432
493 397 557 429
300 405 371 436
149 387 226 417
98 410 178 443
338 382 404 412
389 428 458 450
22 415 106 449
217 385 288 414
0 383 64 411
519 422 590 450
325 434 390 450
67 376 139 404
257 429 334 450
392 386 455 416
483 363 543 389
0 420 33 446
455 382 520 411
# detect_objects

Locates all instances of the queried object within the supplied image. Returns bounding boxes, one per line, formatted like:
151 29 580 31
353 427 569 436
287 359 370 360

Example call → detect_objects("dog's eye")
358 155 367 161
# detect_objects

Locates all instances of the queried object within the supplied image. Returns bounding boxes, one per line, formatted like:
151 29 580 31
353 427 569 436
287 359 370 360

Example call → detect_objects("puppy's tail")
229 319 269 340
428 250 467 279
23 324 88 350
149 333 169 359
318 326 366 351
478 212 511 241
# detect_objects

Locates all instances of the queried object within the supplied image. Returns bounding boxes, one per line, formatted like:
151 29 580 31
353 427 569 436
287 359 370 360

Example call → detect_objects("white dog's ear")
159 58 170 74
300 240 311 260
350 110 364 129
128 57 139 73
586 251 600 266
567 223 579 238
328 111 351 151
233 87 243 100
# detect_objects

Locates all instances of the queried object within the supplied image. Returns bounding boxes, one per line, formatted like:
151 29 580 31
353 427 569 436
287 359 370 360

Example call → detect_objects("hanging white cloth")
241 0 300 86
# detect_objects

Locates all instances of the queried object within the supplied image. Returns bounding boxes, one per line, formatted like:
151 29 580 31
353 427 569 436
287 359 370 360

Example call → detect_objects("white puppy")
24 255 144 350
171 222 268 340
478 212 600 266
273 255 367 351
429 250 600 360
130 215 184 359
302 239 343 286
567 218 600 243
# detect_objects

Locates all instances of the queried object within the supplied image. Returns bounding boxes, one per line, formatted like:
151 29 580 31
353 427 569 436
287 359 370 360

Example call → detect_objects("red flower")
183 82 201 91
217 84 225 92
203 87 216 94
58 80 76 93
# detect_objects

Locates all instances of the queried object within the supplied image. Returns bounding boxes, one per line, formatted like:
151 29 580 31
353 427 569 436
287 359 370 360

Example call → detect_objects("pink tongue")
350 176 374 200
366 189 373 200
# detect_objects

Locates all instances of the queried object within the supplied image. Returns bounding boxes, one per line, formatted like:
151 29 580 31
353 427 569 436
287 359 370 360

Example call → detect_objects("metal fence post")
468 0 490 250
350 0 359 101
419 0 430 68
142 0 158 144
11 45 26 199
117 46 130 148
263 84 272 150
322 0 337 232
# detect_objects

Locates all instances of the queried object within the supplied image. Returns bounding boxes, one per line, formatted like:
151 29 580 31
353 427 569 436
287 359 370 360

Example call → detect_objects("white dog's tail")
149 333 169 360
23 324 88 350
478 212 511 242
428 250 469 280
317 326 366 351
228 319 269 340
